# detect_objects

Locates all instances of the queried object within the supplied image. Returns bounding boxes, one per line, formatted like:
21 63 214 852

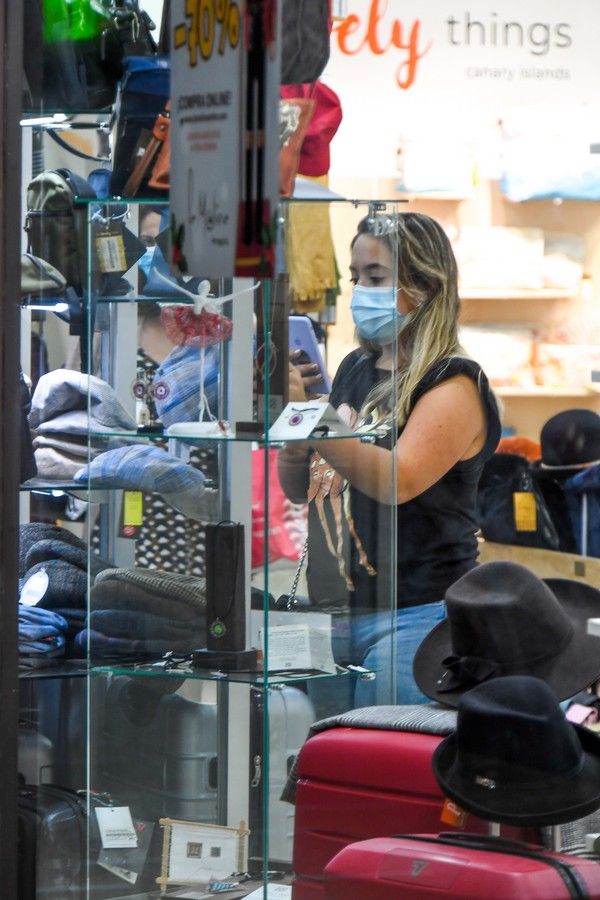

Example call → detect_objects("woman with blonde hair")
279 211 501 708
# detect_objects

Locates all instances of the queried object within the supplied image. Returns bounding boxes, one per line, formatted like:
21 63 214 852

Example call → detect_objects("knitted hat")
19 523 87 578
25 539 112 579
22 559 88 610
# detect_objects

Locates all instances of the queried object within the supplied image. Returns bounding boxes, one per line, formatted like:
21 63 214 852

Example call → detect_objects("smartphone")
288 315 332 395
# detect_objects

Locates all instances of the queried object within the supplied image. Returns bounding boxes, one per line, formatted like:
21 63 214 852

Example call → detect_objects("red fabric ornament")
161 305 233 349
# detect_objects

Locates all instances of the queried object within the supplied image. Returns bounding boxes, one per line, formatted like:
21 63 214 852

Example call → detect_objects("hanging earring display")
269 402 354 441
131 371 157 426
151 380 170 402
131 377 148 400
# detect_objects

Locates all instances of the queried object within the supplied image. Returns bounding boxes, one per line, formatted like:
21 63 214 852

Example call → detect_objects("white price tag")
20 569 49 606
259 624 336 674
95 807 138 849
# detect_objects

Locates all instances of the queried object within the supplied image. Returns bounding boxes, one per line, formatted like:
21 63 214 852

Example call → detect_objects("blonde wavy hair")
353 212 466 429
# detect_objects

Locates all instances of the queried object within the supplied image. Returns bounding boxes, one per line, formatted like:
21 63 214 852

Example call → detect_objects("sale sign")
169 0 280 279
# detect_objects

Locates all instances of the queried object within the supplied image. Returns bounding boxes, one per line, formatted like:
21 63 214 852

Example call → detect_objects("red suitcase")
323 834 600 899
292 720 539 900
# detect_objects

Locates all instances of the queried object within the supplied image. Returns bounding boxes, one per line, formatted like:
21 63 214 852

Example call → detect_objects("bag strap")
283 538 308 609
392 833 589 899
47 130 110 164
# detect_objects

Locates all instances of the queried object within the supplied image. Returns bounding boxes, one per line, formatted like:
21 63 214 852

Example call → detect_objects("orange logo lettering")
332 0 431 90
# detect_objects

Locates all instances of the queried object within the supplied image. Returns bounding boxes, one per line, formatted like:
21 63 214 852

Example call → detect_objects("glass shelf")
91 662 373 688
86 427 379 445
73 194 407 207
21 477 85 493
19 660 88 680
20 110 111 124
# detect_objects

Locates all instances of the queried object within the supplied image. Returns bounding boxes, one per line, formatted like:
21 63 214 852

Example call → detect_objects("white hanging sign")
170 0 280 279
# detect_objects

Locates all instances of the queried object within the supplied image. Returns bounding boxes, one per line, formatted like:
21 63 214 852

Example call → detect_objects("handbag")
123 102 171 197
23 0 158 113
476 452 560 550
279 98 316 197
21 253 67 298
109 56 170 198
281 0 332 85
280 81 343 178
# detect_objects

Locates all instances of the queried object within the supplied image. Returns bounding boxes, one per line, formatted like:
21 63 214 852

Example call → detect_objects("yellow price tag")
513 491 537 532
123 491 144 527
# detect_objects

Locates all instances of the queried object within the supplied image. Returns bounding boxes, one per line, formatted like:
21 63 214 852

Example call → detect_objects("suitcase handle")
392 833 589 900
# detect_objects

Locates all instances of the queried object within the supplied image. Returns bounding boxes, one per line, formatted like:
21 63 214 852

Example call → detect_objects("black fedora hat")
413 560 600 707
432 675 600 826
539 408 600 473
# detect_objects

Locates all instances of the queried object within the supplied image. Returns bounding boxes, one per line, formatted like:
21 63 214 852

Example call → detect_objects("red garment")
280 81 342 176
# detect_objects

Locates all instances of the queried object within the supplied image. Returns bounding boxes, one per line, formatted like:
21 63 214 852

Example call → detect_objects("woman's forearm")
315 438 401 504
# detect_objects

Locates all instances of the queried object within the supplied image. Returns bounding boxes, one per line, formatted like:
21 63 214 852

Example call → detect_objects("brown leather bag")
279 97 316 197
123 101 170 196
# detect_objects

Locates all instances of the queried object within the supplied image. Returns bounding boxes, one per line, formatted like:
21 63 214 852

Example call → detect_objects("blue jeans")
308 601 446 719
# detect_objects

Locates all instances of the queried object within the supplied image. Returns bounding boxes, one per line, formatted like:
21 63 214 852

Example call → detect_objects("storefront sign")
325 0 600 178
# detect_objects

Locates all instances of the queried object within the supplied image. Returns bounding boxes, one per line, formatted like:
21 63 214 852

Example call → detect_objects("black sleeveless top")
306 351 501 611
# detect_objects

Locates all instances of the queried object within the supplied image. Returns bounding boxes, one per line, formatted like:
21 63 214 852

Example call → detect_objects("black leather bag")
477 452 560 550
281 0 331 85
205 522 246 652
23 0 157 113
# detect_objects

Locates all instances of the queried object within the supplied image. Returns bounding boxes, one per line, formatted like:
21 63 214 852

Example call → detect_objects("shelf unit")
15 157 402 895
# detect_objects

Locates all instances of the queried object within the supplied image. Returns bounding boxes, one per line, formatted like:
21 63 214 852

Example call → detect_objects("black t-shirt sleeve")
330 349 377 411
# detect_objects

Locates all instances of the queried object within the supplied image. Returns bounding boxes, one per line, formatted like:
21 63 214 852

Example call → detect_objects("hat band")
466 750 585 791
540 458 600 471
438 623 573 693
437 654 501 693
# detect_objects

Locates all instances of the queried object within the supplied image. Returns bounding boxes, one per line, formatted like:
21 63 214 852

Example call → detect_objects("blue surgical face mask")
351 285 407 344
138 245 156 280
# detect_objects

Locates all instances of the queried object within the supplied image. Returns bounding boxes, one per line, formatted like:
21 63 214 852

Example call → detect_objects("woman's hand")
289 350 326 401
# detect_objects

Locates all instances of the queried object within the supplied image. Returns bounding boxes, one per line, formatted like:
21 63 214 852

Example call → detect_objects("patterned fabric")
23 559 88 610
93 567 205 619
152 344 219 428
282 703 457 804
75 443 219 522
25 538 110 579
74 443 206 492
543 811 600 858
89 351 218 577
19 523 88 578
